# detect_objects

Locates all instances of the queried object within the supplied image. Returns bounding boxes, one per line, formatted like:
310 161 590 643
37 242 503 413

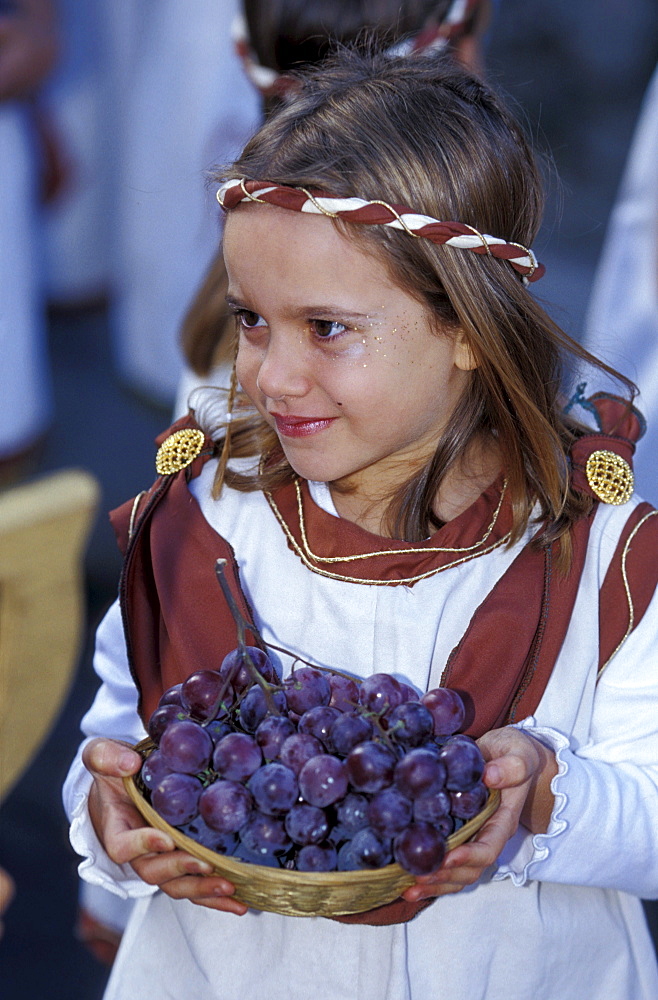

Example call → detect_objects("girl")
64 49 658 999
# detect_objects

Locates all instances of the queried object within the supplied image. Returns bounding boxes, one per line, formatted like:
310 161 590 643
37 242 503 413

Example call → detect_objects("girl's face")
223 204 473 511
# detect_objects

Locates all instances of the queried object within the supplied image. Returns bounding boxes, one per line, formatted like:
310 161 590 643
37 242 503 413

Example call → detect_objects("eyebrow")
225 294 378 322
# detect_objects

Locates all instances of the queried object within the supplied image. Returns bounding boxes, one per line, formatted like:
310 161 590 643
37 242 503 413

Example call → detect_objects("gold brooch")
155 428 206 475
585 449 634 505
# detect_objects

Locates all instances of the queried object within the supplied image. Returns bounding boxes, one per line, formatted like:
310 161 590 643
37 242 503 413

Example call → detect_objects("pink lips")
272 413 338 438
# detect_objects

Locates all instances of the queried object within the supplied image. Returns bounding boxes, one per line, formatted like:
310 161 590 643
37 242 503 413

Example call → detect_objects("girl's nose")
255 339 312 402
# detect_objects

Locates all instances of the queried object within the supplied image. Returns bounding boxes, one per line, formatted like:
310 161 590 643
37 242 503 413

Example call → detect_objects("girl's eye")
311 319 348 339
236 309 266 329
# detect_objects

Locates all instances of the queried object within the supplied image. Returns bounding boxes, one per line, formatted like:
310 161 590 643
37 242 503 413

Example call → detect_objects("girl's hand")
82 738 248 916
401 726 558 903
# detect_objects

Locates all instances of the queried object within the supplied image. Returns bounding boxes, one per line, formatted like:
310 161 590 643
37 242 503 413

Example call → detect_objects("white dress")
63 459 658 999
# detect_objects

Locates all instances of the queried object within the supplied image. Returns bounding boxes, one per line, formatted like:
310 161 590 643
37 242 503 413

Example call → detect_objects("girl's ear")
453 329 478 371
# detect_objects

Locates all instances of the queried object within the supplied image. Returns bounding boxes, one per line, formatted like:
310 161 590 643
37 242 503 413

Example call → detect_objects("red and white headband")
216 178 545 283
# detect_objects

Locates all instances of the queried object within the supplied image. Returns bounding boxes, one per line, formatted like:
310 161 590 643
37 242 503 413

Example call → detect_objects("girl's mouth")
272 414 338 438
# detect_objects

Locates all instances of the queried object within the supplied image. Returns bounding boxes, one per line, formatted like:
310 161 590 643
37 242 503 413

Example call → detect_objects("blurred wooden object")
0 469 99 800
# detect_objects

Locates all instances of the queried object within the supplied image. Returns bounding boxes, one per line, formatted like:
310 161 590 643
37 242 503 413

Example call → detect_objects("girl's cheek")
235 353 258 401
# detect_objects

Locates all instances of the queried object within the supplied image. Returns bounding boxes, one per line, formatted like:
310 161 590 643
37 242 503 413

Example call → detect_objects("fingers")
131 851 215 885
129 853 248 915
401 846 489 901
483 752 533 789
84 744 177 864
83 737 142 779
103 817 176 866
478 728 546 793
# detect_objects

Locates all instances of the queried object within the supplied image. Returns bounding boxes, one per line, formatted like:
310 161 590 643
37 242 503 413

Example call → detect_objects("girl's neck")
328 437 502 539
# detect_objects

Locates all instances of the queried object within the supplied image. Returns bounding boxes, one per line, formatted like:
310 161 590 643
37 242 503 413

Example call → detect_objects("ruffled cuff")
491 718 571 886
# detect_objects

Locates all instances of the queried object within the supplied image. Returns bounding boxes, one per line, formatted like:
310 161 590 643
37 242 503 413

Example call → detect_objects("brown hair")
202 48 634 561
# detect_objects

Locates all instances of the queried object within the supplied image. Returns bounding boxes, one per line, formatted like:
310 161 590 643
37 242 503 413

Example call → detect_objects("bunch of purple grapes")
140 646 488 878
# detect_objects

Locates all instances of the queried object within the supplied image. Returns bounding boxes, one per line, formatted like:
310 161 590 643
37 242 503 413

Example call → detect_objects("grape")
284 803 330 846
247 762 299 816
219 646 279 693
387 702 434 748
345 741 397 794
398 682 421 703
283 667 331 715
450 781 488 819
158 683 184 708
238 686 287 733
337 840 360 871
335 792 370 837
179 816 237 855
349 827 392 869
205 718 233 744
412 788 451 825
393 822 446 876
151 773 202 826
298 754 348 807
199 779 253 833
181 669 233 722
367 787 413 839
140 749 173 790
159 719 213 774
212 732 262 782
298 705 342 749
147 704 187 744
255 715 296 761
393 748 446 799
279 733 324 775
329 712 373 756
296 843 337 872
414 807 453 838
233 844 282 868
359 673 404 716
240 811 291 857
438 736 485 791
328 673 360 712
421 688 466 736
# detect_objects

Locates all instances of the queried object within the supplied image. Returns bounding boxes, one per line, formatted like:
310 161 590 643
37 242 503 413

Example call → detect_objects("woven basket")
124 738 499 918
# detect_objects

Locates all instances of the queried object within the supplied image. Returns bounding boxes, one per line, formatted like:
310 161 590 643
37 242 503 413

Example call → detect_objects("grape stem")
215 559 282 715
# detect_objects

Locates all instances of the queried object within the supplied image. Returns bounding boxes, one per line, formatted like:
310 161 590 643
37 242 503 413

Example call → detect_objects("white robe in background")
106 0 260 406
0 104 51 458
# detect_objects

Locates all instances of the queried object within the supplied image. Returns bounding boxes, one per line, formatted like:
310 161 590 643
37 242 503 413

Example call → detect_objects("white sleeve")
494 585 658 898
61 599 156 900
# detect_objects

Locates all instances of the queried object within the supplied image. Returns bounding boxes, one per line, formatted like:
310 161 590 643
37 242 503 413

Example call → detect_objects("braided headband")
217 178 545 283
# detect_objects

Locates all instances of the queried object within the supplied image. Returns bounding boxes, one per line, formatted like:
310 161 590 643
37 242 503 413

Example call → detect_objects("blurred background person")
582 63 658 503
104 0 261 410
0 0 60 485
